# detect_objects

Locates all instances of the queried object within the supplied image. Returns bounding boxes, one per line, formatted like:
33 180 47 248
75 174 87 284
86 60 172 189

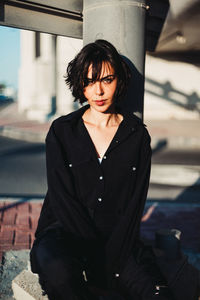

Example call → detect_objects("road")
149 146 200 202
0 135 200 201
0 136 46 197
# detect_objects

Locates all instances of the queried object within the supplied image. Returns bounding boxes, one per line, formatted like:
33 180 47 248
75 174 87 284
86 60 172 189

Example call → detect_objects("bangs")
83 52 114 86
92 60 113 81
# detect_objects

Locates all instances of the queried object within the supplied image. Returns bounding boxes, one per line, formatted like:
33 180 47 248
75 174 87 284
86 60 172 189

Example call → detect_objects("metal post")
83 0 148 119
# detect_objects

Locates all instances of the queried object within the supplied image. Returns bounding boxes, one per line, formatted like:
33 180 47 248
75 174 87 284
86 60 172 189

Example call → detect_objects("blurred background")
0 0 200 298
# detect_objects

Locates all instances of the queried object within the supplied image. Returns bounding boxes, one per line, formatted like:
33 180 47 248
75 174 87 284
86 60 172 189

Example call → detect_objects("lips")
94 99 106 106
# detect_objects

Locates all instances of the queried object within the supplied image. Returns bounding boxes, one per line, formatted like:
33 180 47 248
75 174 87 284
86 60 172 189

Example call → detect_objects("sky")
0 26 20 90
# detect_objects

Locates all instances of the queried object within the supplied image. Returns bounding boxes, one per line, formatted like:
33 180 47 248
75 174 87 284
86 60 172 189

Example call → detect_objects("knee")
117 256 156 299
36 248 71 281
33 242 83 286
44 257 72 284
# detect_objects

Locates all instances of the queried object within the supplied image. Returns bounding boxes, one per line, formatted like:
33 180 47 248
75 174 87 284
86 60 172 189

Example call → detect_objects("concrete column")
18 30 36 113
46 35 57 118
83 0 148 118
56 36 82 116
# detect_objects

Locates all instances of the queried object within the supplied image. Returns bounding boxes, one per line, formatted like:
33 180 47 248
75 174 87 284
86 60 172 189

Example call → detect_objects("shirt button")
115 140 119 143
98 198 102 202
103 156 107 160
115 273 120 278
69 163 73 167
132 166 136 171
99 176 103 180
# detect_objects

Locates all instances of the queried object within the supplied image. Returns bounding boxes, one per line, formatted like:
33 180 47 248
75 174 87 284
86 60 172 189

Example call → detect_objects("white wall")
144 55 200 120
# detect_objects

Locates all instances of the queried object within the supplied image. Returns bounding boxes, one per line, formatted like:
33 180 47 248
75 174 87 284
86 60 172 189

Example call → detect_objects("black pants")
30 227 171 300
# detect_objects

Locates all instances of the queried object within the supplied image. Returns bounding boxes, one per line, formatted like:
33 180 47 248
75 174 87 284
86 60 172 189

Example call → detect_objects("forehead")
87 62 115 78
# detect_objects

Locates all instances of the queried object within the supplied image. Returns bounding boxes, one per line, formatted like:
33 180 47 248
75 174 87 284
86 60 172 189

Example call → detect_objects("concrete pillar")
18 30 36 113
56 36 82 116
46 35 57 118
83 0 148 118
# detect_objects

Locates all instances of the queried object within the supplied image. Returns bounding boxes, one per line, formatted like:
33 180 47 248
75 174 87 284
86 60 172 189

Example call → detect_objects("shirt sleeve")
45 121 101 241
105 127 152 287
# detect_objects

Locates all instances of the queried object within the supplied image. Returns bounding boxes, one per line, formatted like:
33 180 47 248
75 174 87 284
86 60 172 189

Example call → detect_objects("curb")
1 125 200 149
0 127 46 144
151 137 200 150
1 249 200 300
1 122 200 149
12 270 48 300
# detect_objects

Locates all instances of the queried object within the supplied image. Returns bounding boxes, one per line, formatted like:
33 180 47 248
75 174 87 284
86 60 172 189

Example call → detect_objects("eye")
102 76 115 84
103 78 113 84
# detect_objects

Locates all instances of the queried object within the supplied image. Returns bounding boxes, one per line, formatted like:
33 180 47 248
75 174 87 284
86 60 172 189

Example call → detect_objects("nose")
95 81 104 96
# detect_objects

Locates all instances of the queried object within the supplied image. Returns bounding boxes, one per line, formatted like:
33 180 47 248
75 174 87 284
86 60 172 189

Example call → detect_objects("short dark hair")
65 39 131 105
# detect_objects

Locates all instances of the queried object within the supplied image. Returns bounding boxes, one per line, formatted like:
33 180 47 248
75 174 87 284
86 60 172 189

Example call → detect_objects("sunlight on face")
83 62 117 112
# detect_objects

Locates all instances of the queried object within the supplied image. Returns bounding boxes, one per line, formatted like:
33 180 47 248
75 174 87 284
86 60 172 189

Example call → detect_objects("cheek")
110 82 118 95
83 87 91 99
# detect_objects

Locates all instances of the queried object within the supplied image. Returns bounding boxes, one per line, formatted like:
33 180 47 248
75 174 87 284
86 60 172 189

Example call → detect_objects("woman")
30 39 169 300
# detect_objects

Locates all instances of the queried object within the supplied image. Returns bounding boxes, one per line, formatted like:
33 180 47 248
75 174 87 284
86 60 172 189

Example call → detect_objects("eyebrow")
87 75 115 81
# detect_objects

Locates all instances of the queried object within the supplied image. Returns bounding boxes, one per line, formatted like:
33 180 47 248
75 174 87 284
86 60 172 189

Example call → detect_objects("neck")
83 105 121 128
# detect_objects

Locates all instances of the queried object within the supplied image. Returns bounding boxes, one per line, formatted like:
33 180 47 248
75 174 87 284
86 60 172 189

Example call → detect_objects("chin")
92 102 115 113
96 105 112 113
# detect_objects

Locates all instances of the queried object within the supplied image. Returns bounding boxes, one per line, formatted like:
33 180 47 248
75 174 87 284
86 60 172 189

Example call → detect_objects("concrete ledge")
0 250 30 300
0 250 48 300
0 126 46 143
1 120 200 149
1 249 200 299
12 270 48 300
153 137 200 150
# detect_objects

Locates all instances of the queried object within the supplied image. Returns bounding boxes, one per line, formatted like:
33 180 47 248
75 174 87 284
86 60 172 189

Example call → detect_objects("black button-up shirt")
35 104 151 287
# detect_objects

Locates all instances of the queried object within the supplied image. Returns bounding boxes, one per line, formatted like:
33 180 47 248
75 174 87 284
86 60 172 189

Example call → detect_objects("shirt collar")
62 105 144 161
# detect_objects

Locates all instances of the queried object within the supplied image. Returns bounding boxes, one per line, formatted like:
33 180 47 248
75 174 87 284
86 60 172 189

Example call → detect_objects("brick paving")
0 200 42 262
1 199 200 264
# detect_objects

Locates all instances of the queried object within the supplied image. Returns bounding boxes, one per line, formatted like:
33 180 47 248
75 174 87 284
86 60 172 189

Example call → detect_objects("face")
83 62 117 112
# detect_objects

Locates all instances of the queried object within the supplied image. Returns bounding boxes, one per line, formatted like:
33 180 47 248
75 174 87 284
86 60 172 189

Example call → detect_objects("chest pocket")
67 157 91 169
67 155 92 181
113 160 138 180
67 155 98 206
66 146 92 171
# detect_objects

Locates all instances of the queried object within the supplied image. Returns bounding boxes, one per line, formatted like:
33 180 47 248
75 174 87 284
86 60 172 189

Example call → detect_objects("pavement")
0 102 200 299
0 103 51 144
